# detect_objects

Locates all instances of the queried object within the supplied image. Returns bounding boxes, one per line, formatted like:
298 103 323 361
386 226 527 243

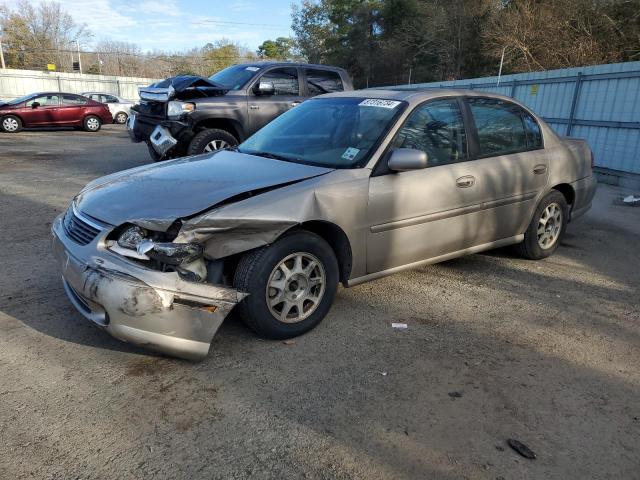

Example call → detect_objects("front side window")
62 94 87 105
259 68 299 96
27 94 59 107
305 69 344 95
239 97 405 168
468 98 530 157
392 99 467 167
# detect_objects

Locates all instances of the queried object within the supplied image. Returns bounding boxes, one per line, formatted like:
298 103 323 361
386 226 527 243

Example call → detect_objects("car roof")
320 88 525 106
239 61 347 72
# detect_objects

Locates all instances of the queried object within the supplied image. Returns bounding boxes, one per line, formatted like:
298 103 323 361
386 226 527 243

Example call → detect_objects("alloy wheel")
266 252 326 323
537 202 563 249
204 139 228 152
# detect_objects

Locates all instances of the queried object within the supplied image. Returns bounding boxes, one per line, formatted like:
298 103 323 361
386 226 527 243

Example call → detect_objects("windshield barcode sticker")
359 99 401 109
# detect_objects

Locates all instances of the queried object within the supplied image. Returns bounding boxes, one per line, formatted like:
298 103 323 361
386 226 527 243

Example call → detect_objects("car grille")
63 207 102 245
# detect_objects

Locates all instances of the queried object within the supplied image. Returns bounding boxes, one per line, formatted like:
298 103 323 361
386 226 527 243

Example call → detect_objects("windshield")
209 64 261 90
3 94 34 105
238 97 406 168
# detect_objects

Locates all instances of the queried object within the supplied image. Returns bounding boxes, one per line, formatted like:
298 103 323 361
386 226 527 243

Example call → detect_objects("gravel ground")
0 126 639 480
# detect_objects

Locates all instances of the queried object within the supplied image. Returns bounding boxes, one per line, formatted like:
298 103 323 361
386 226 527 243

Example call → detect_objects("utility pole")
497 46 506 87
75 40 82 74
0 38 6 69
0 27 6 69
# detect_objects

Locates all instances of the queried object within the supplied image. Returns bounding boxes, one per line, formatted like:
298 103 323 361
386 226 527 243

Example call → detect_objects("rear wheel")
1 115 22 133
516 190 568 260
187 128 238 156
83 115 102 132
233 231 339 339
114 112 128 124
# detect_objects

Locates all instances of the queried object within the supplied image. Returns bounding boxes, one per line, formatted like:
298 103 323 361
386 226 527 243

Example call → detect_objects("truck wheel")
187 129 238 155
233 231 339 340
83 115 102 132
516 190 568 260
1 115 22 133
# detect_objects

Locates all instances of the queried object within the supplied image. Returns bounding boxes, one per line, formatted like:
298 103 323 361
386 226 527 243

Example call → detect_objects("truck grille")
63 208 102 245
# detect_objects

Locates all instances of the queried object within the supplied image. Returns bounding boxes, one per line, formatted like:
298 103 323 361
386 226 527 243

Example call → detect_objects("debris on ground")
448 391 463 398
614 194 640 206
282 340 296 345
507 438 537 459
391 322 408 329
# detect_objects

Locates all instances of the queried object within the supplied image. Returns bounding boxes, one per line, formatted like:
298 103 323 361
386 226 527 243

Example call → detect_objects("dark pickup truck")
128 62 353 160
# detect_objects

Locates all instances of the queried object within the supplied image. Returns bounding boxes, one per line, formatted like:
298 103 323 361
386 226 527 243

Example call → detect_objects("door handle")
249 105 259 110
533 164 547 174
456 175 475 188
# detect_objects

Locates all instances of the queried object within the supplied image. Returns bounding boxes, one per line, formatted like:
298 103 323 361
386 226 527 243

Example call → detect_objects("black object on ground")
507 438 537 459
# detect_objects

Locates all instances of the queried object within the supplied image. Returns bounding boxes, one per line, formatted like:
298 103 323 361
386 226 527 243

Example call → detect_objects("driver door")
23 94 61 125
247 67 304 134
366 98 489 273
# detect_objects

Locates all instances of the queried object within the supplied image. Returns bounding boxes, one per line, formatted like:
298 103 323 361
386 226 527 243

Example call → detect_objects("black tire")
187 128 238 156
1 115 22 133
114 112 128 124
233 231 339 339
83 115 102 132
516 190 569 260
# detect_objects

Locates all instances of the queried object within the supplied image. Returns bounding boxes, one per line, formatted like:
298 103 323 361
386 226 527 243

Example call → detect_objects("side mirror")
255 81 275 96
388 148 428 172
31 101 41 109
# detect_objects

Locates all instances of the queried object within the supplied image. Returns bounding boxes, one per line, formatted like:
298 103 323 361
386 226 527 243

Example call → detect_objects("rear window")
305 69 344 95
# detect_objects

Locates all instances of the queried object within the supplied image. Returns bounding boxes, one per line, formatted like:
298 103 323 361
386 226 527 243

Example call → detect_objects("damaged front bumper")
51 214 245 360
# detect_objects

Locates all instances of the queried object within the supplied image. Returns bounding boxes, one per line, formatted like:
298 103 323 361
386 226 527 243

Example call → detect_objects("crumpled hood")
151 75 228 99
75 151 333 229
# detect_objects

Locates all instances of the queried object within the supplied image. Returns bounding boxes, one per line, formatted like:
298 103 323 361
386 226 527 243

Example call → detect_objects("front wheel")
83 115 102 132
516 190 569 260
187 128 238 156
233 231 339 339
1 115 22 133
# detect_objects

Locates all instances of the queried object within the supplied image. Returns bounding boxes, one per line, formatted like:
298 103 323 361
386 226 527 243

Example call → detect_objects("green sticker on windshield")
341 147 360 161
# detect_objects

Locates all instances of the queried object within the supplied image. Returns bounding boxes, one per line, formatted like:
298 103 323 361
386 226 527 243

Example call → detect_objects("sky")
5 0 295 52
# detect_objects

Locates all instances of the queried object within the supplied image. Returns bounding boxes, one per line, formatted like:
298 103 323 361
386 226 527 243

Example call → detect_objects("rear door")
59 94 88 125
23 94 61 125
247 67 303 134
464 97 549 239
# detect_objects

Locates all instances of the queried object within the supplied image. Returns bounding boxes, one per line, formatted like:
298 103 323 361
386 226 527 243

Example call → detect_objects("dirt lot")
0 125 639 480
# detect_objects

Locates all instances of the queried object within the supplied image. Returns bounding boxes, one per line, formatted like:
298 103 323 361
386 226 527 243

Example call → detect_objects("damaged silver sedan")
52 89 596 360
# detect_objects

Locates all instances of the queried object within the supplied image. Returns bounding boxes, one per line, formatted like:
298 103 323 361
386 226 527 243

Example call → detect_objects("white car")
82 92 133 124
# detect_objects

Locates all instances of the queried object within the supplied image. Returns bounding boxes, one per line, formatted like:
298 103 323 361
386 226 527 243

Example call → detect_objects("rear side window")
392 99 467 167
103 95 119 103
468 98 533 156
522 112 542 149
260 68 299 96
305 69 344 95
62 95 87 105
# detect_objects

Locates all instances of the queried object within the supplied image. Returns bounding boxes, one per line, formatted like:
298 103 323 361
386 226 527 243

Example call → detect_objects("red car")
0 92 113 133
